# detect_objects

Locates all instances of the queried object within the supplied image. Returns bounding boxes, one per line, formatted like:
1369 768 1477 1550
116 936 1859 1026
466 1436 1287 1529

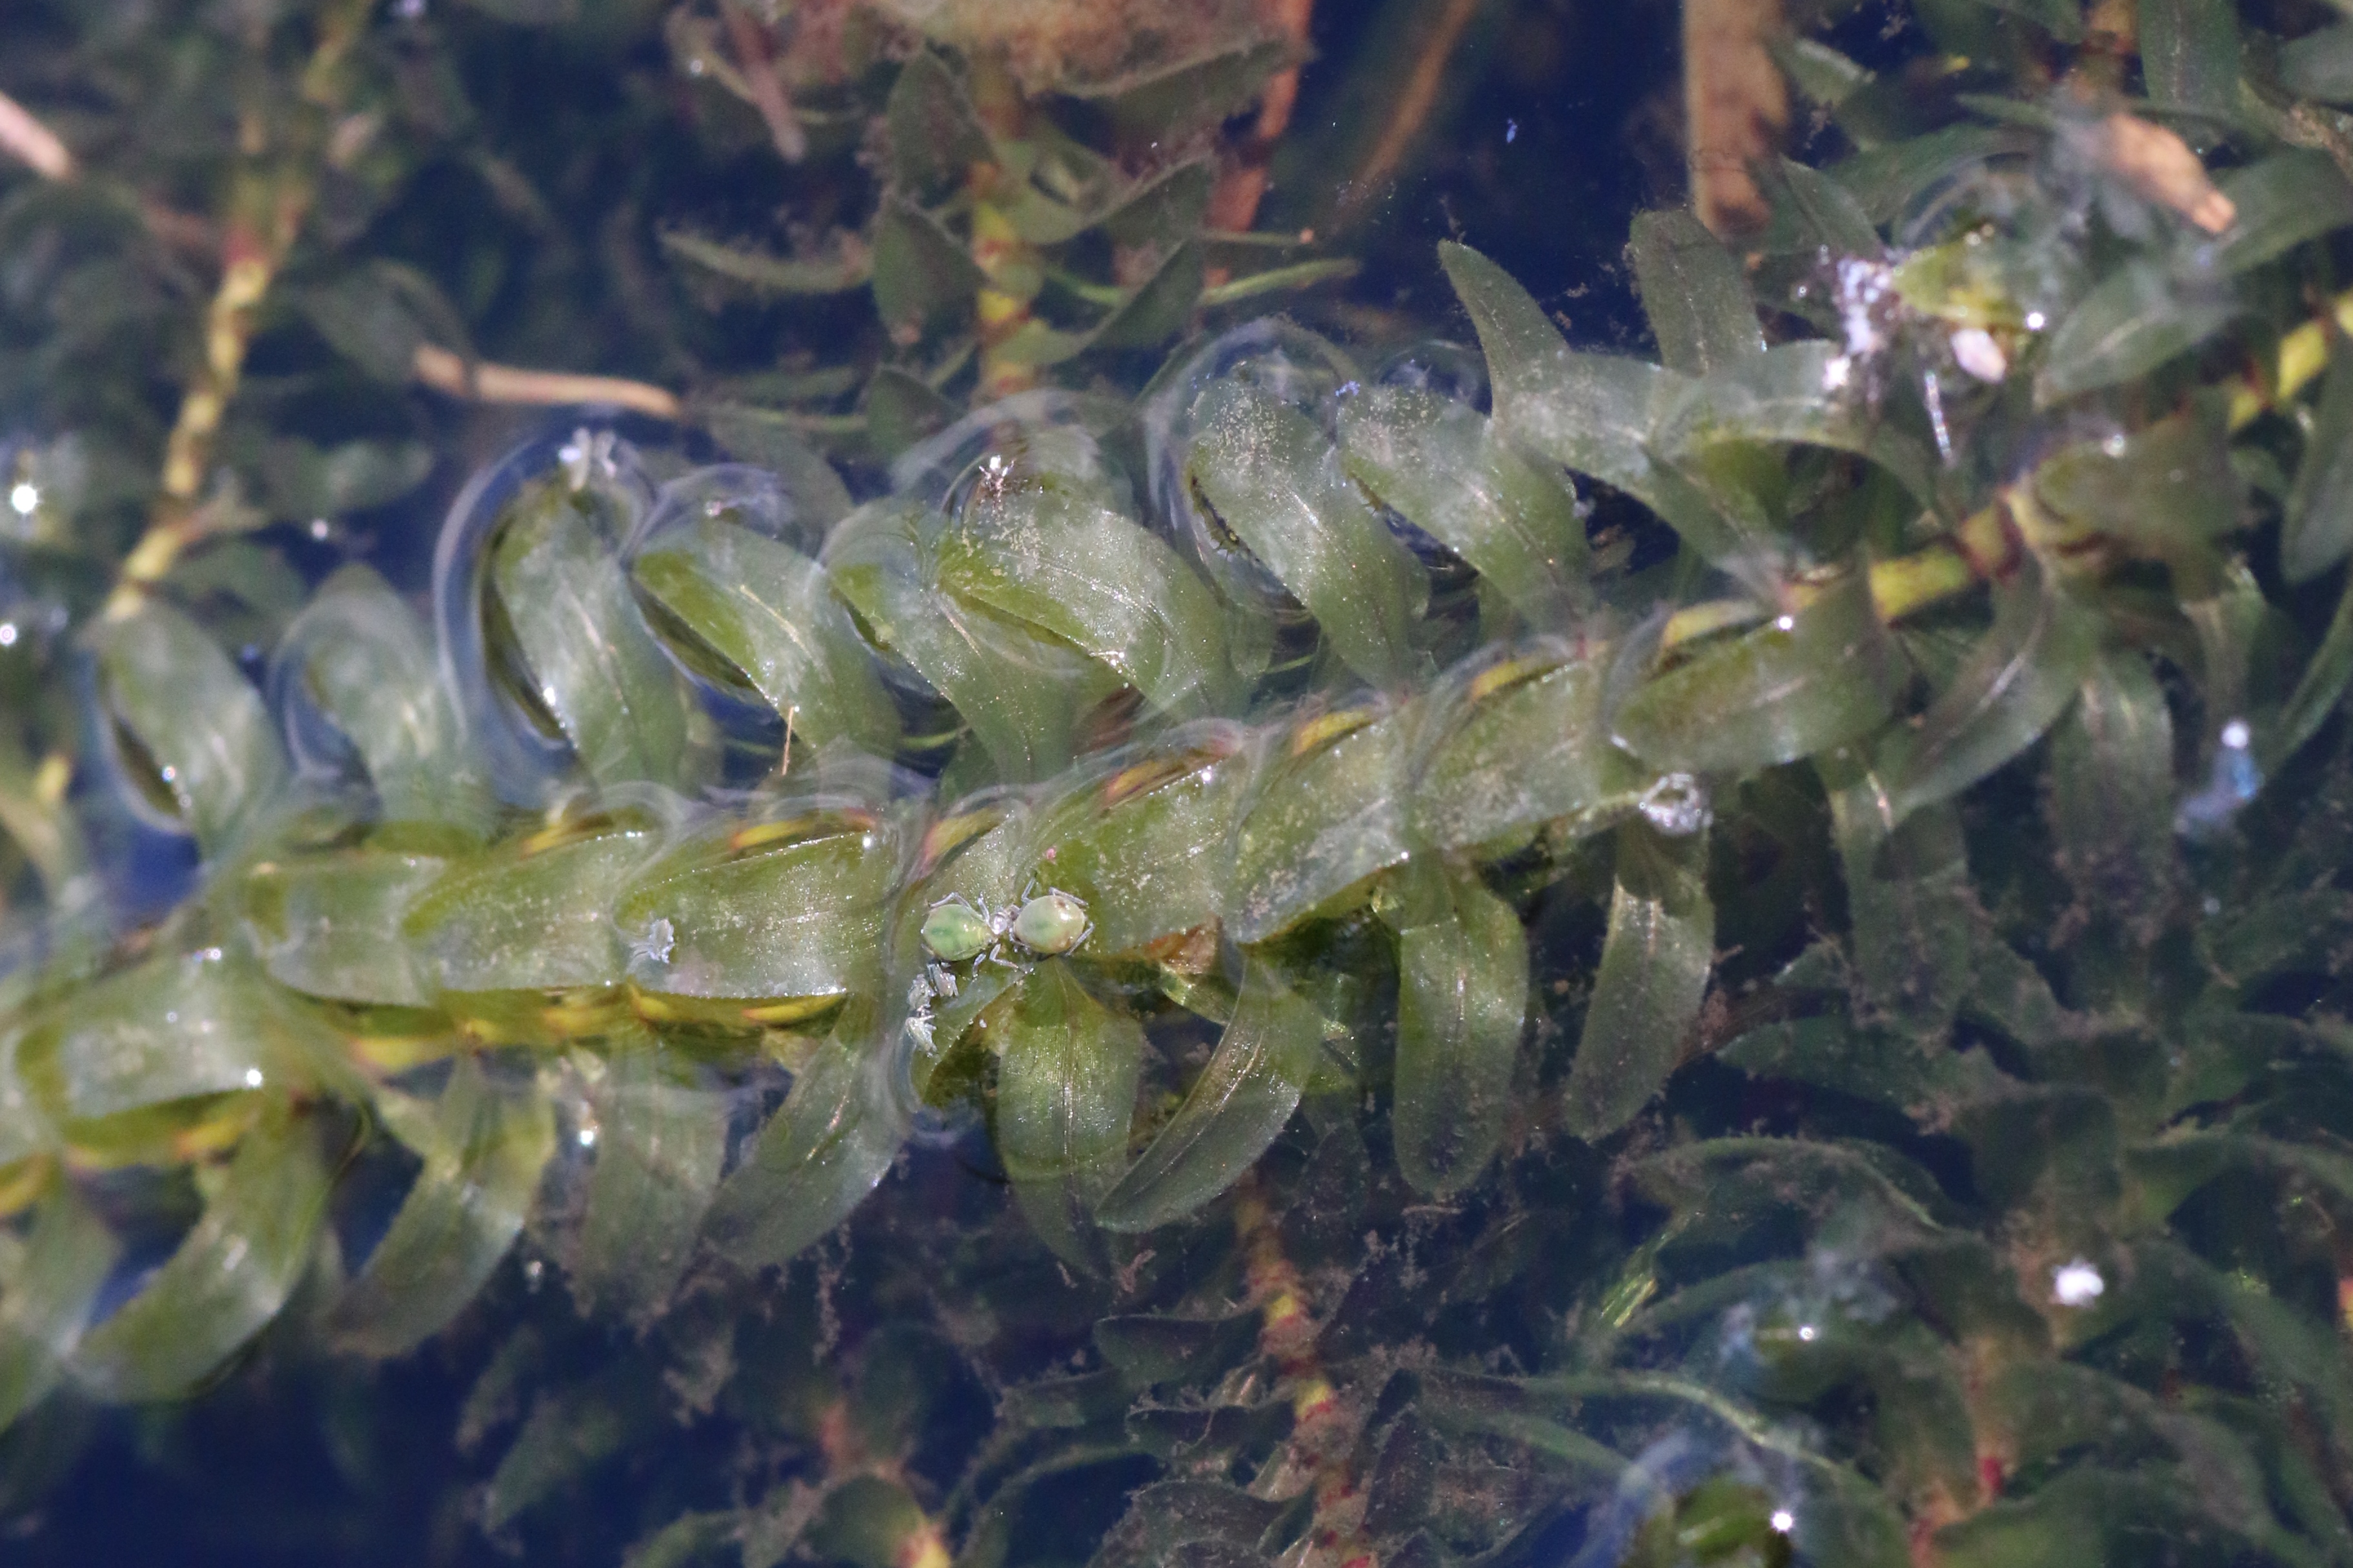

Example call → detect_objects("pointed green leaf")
1764 157 1883 255
1830 124 2038 226
1658 341 1939 507
2047 650 2177 927
1439 242 1755 565
281 566 492 833
617 816 895 1010
631 518 900 757
870 199 982 336
698 413 855 530
1338 387 1589 630
1411 647 1649 851
1627 210 1764 375
1392 865 1526 1196
1093 1314 1258 1389
1183 379 1429 689
2283 336 2353 584
93 599 287 855
1096 958 1325 1231
701 1022 908 1269
329 1055 554 1357
406 821 661 997
1091 240 1206 350
26 949 334 1123
825 496 1121 781
1820 751 1976 1040
0 1180 116 1431
483 1363 662 1530
256 437 433 521
863 368 960 459
1721 1015 2005 1111
2033 405 2241 559
1100 161 1215 251
1043 739 1256 957
1231 707 1413 945
937 475 1237 717
2036 259 2238 404
2208 150 2353 277
996 961 1144 1269
885 51 992 197
70 1111 332 1400
573 1031 727 1322
245 846 450 1007
1884 558 2101 821
1069 40 1298 137
1615 572 1903 772
1563 822 1713 1140
2140 0 2240 114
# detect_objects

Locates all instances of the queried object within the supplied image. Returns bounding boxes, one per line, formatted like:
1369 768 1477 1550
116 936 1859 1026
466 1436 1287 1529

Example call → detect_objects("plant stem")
105 0 373 619
1662 298 2334 654
409 345 682 421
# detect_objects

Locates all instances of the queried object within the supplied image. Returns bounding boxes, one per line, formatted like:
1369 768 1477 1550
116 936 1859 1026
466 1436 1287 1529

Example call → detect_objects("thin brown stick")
1684 0 1788 236
1332 0 1484 225
1206 0 1318 238
410 344 682 422
720 3 807 164
0 89 74 181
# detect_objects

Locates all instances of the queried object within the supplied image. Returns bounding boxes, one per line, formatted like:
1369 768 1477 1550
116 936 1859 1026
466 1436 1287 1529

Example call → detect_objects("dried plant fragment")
2072 110 2236 233
1684 0 1787 236
0 89 73 180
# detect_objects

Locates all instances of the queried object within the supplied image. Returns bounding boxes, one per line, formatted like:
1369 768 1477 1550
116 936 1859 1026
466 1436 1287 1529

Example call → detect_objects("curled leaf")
1096 958 1326 1231
1391 864 1527 1196
1884 558 2101 823
1231 706 1412 945
1339 387 1590 630
996 961 1144 1271
700 1020 908 1269
631 518 900 758
1562 822 1713 1140
491 485 707 792
1184 379 1430 689
93 600 287 855
1411 646 1649 851
70 1110 332 1401
329 1056 554 1357
1613 571 1903 774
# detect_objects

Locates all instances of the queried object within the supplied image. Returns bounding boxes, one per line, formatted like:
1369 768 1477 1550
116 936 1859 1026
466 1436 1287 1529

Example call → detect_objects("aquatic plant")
6 1 2353 1565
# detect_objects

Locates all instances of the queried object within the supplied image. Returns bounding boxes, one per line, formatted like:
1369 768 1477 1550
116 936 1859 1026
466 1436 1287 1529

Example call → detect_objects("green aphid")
921 896 1000 963
1010 889 1091 956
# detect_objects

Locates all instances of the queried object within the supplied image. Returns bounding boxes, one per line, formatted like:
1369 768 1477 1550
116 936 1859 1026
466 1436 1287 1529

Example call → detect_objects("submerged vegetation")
9 0 2353 1563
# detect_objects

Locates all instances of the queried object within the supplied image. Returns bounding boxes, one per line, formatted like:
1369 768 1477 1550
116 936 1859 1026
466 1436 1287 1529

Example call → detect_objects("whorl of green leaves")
14 3 2353 1565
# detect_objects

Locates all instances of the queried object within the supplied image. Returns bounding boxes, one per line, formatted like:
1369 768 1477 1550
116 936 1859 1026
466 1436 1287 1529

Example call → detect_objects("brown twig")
410 344 682 421
1331 0 1484 226
720 2 808 163
1684 0 1789 236
1205 0 1318 238
0 89 74 181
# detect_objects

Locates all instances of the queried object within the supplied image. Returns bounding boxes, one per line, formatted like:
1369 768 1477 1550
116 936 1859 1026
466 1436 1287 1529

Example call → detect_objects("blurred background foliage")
8 1 2353 1567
